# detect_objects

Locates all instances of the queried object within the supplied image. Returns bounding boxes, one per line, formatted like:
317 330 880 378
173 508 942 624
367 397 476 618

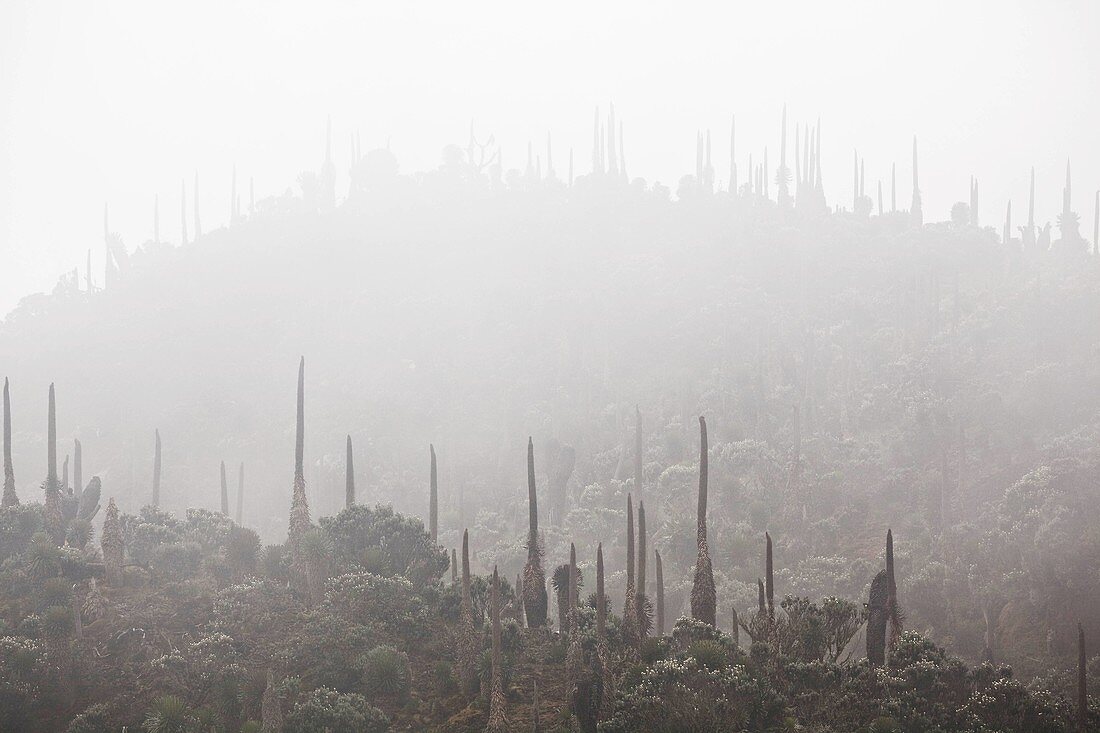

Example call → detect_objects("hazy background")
2 0 1099 317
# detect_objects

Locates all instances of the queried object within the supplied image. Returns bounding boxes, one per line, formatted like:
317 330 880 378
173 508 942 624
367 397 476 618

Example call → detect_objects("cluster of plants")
1 122 1099 731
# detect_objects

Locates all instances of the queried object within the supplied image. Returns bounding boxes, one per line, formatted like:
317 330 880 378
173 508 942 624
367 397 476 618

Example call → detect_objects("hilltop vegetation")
2 127 1100 730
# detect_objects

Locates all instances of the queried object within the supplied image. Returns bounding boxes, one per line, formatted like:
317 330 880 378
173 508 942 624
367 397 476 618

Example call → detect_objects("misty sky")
2 0 1098 318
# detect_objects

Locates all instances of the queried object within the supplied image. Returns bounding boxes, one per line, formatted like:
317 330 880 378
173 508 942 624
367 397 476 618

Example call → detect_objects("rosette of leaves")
687 639 729 670
65 518 93 551
432 661 457 695
25 532 61 578
142 695 194 733
36 576 71 612
82 578 107 622
41 604 72 639
362 645 410 700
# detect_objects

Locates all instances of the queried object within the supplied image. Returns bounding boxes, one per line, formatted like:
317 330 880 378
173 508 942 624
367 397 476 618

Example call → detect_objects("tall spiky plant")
565 543 585 703
429 444 438 543
654 548 665 637
73 439 82 504
102 497 123 586
451 548 458 584
288 358 312 582
44 384 63 542
458 529 479 695
152 429 161 507
596 541 614 718
236 463 244 525
635 500 649 641
1024 166 1037 247
731 606 740 648
621 494 638 645
596 543 606 644
691 416 716 626
2 378 17 507
567 543 579 634
522 437 547 628
886 529 902 649
776 104 791 208
634 407 643 506
514 572 525 626
553 563 572 634
220 461 229 515
866 569 888 666
765 532 774 619
345 436 355 509
486 566 508 732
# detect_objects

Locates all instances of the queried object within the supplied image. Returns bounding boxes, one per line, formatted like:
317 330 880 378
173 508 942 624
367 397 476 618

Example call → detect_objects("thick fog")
3 3 1100 732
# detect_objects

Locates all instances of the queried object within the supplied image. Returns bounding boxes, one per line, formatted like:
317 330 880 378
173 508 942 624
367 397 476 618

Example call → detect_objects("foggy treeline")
2 107 1100 732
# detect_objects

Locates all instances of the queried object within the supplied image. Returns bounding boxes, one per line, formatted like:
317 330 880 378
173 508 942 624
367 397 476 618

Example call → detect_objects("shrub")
224 525 261 578
600 658 786 732
261 543 290 582
640 636 670 664
320 504 447 584
64 703 112 733
0 505 44 561
325 572 428 639
150 541 203 581
183 508 235 550
284 611 372 692
211 578 301 635
284 687 390 733
671 616 727 654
